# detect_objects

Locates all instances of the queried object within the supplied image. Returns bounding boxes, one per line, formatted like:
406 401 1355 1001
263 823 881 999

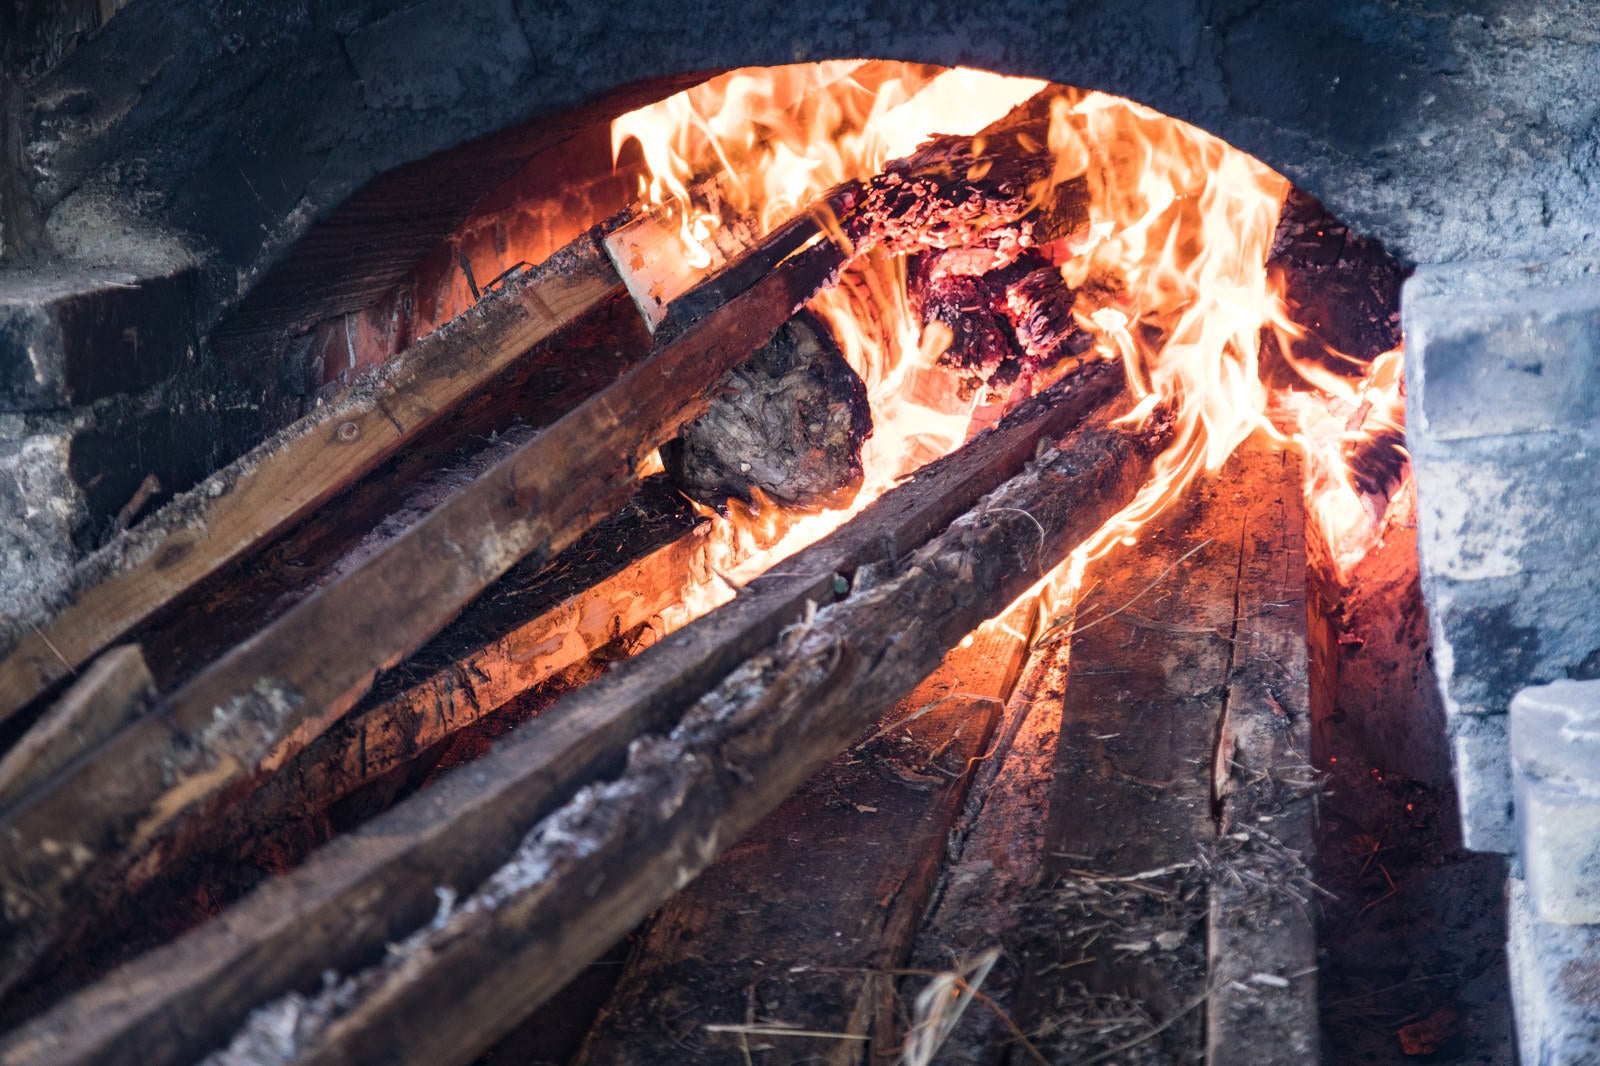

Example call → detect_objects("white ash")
203 736 700 1063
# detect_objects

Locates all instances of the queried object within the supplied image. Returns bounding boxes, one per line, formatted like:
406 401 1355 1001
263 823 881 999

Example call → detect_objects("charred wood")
11 481 702 1009
574 604 1033 1065
0 646 154 809
665 309 871 510
910 248 1092 398
0 237 626 728
0 203 851 1005
845 93 1087 260
197 394 1165 1066
0 363 1128 1066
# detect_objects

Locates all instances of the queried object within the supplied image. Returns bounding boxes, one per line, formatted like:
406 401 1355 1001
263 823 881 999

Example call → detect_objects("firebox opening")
0 56 1520 1066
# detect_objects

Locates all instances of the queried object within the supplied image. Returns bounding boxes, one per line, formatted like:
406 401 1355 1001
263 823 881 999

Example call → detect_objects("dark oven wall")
19 0 1600 347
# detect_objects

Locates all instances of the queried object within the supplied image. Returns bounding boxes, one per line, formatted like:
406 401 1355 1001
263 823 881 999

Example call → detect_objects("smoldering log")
197 399 1169 1066
909 248 1093 398
845 93 1088 259
664 309 872 510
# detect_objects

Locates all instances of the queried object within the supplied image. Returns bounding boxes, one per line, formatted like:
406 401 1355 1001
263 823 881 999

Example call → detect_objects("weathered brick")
1512 680 1600 924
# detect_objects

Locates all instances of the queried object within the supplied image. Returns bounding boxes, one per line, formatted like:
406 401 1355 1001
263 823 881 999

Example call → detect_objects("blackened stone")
0 267 196 411
664 310 871 512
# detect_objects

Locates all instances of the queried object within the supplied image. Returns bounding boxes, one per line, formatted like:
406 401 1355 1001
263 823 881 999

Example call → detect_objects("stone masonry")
1405 258 1600 853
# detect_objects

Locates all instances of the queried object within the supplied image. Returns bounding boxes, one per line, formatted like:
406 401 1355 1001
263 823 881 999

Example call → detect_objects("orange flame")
1278 344 1411 580
612 63 1408 631
618 65 1050 623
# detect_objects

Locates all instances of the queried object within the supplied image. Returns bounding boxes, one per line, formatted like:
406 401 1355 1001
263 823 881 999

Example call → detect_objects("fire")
610 62 1408 631
1277 344 1411 580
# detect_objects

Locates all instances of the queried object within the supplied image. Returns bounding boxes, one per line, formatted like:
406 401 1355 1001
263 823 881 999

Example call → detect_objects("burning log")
664 309 872 510
196 392 1165 1066
0 86 1093 1002
845 93 1086 259
909 248 1093 398
0 363 1129 1066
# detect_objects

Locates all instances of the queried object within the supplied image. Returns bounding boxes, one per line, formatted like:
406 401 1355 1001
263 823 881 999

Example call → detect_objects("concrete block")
1406 260 1600 859
1406 258 1600 442
1451 714 1516 854
1509 877 1600 1065
0 266 197 411
1513 680 1600 924
1425 575 1600 719
1412 432 1600 585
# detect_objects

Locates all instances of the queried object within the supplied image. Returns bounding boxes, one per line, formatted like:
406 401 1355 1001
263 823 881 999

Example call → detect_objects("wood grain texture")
901 622 1072 1065
1014 435 1312 1066
0 236 624 726
0 363 1128 1066
1205 442 1317 1066
0 646 154 808
574 607 1032 1066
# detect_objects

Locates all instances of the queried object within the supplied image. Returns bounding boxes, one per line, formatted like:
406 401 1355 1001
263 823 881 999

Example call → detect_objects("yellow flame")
613 63 1408 633
619 64 1049 624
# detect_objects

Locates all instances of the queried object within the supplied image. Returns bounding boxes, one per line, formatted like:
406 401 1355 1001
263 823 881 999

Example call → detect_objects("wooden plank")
1205 443 1317 1066
130 288 655 696
900 620 1073 1065
1011 435 1312 1065
17 482 705 996
0 646 154 808
574 603 1033 1065
0 204 852 1002
0 365 1131 1066
192 398 1161 1066
0 237 625 726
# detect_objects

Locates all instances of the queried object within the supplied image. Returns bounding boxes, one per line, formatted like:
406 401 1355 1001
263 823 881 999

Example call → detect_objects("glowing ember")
611 61 1408 629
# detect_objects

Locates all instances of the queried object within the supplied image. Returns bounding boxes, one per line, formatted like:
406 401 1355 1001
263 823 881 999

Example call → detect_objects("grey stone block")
1406 260 1600 857
1509 877 1600 1065
0 266 197 411
1406 259 1600 443
1451 715 1517 854
1412 433 1600 585
1513 680 1600 924
1425 575 1600 719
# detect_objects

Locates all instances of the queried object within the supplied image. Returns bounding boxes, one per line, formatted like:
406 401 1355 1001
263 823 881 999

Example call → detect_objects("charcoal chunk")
665 310 871 511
